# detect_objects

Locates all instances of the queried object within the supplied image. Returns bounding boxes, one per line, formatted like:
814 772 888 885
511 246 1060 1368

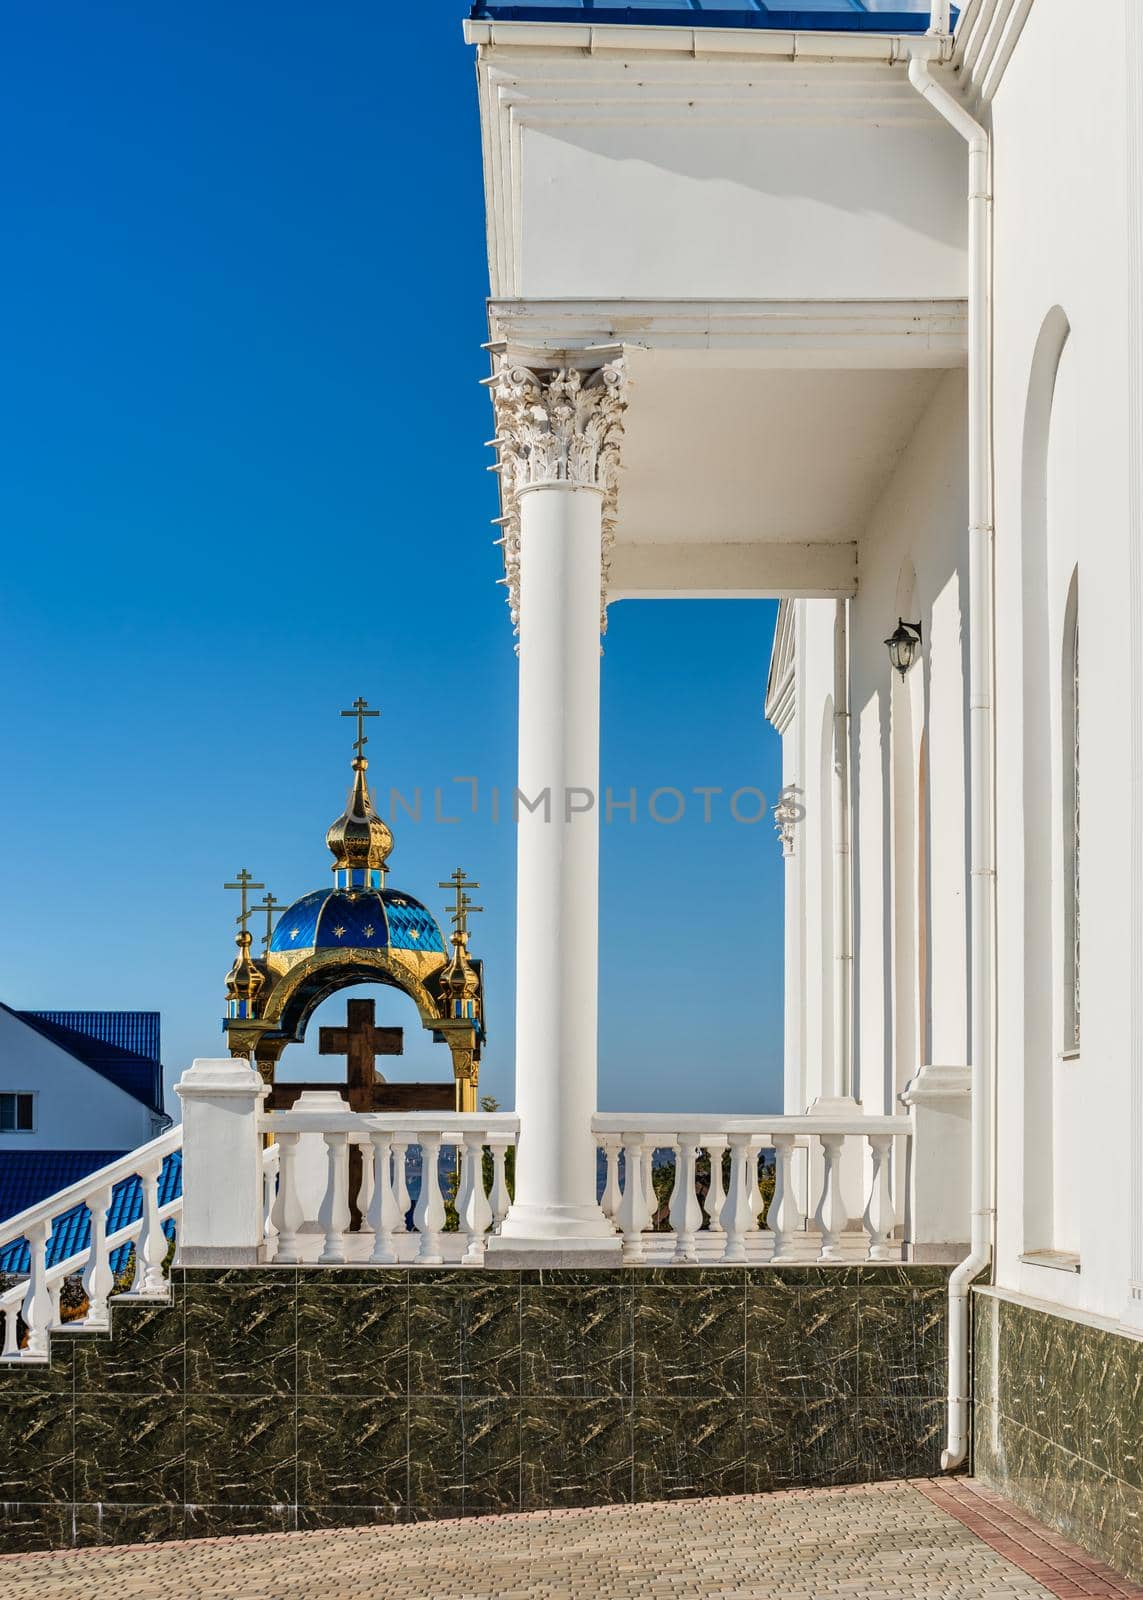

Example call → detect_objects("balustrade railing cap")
591 1112 909 1137
175 1058 267 1098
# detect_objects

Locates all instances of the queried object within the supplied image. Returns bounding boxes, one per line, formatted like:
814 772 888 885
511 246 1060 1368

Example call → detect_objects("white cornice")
464 19 951 65
487 299 968 371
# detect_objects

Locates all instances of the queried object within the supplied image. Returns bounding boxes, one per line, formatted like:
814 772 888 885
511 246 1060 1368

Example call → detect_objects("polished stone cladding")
973 1287 1143 1584
0 1263 949 1552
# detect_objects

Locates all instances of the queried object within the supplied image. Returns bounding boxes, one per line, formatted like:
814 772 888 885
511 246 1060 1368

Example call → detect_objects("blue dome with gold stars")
269 886 447 956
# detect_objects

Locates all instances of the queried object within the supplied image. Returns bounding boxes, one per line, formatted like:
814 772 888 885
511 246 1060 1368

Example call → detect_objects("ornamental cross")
258 892 282 953
341 696 379 760
439 867 483 937
225 869 265 935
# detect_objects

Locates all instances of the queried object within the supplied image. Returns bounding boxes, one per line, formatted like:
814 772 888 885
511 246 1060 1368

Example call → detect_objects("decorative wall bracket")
485 353 628 636
773 784 805 857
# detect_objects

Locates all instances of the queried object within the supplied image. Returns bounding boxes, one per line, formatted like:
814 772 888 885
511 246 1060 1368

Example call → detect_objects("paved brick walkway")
0 1481 1138 1600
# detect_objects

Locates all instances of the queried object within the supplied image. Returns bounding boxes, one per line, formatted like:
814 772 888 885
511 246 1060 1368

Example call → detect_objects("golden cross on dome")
341 696 379 761
225 869 265 936
439 867 483 937
258 892 282 953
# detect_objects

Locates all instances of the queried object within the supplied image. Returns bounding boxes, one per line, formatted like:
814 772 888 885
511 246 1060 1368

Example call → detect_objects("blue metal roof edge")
470 5 945 30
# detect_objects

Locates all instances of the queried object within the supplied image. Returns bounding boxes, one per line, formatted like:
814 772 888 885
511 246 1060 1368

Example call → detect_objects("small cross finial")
438 867 483 938
225 869 266 935
258 891 282 953
341 696 380 761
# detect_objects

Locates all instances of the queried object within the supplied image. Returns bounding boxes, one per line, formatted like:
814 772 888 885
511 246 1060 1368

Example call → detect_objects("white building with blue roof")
0 1006 170 1224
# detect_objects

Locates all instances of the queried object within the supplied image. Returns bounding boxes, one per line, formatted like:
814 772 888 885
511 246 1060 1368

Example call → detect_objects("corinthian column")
486 356 626 1253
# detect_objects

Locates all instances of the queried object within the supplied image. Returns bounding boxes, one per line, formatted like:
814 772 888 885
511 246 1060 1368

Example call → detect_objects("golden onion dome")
225 928 265 1009
326 755 393 884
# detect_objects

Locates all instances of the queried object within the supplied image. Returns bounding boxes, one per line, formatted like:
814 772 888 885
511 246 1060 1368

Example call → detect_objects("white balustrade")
592 1114 912 1266
0 1129 182 1364
259 1110 522 1268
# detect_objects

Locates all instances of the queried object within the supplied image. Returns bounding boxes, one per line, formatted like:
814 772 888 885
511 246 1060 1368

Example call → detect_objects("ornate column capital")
486 354 628 635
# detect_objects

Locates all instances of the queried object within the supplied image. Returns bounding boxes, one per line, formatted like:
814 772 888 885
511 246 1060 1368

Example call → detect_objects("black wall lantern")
884 617 923 680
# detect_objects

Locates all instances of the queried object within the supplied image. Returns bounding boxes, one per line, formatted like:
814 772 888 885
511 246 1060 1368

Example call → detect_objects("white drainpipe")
906 51 996 1472
833 598 853 1101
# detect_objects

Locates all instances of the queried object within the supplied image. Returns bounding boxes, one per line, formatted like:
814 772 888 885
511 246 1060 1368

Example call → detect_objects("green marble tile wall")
0 1263 949 1552
973 1289 1143 1584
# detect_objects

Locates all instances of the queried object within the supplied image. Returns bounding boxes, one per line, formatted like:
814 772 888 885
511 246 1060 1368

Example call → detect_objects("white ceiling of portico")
617 361 944 546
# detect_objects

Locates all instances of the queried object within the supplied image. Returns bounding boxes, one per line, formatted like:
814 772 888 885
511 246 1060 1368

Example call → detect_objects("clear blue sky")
0 2 783 1115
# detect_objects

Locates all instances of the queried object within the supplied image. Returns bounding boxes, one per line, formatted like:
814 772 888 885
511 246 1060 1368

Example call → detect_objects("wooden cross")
225 869 265 935
258 892 282 954
341 696 379 761
318 998 403 1104
266 996 453 1116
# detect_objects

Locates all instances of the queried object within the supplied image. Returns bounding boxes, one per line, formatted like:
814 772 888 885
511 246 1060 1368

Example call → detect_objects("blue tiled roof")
0 1149 181 1276
12 1008 165 1115
269 887 447 956
471 0 950 28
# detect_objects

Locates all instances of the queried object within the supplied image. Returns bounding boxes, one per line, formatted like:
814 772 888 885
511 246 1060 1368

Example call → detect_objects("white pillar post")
899 1064 972 1260
486 357 627 1257
175 1058 268 1266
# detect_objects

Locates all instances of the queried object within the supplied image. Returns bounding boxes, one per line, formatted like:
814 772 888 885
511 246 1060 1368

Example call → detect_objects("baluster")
262 1146 280 1255
705 1139 727 1234
641 1144 656 1231
599 1137 622 1224
392 1140 412 1228
720 1135 753 1264
460 1133 493 1265
81 1184 114 1327
21 1219 51 1359
1 1300 18 1359
814 1132 847 1261
488 1138 511 1231
271 1132 304 1264
670 1138 702 1264
48 1278 63 1330
367 1132 403 1265
131 1160 169 1294
767 1134 801 1263
616 1138 648 1262
745 1143 764 1238
863 1134 895 1261
413 1133 447 1265
317 1131 351 1265
355 1138 375 1240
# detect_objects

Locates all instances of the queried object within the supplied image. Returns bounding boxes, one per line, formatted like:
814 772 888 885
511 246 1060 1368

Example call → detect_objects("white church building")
458 0 1143 1566
3 0 1143 1578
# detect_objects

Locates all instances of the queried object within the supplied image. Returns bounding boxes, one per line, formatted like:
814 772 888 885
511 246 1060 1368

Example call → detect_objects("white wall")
990 0 1134 1320
849 369 969 1119
0 1008 161 1154
783 374 969 1124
